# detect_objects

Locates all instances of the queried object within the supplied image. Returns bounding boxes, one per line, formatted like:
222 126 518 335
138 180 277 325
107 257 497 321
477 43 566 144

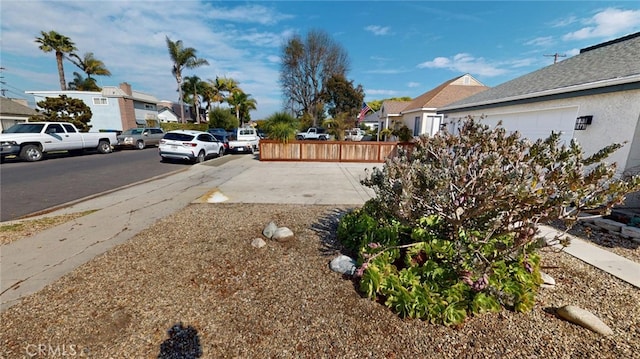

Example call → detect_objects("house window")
93 97 108 105
413 117 421 136
144 104 155 110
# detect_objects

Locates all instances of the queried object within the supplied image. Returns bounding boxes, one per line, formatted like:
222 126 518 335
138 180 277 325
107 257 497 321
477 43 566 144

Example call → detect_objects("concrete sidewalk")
2 155 639 313
1 155 376 311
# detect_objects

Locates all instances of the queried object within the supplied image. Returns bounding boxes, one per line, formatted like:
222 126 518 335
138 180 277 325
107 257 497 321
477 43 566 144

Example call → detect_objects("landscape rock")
540 271 556 288
272 227 294 242
593 218 624 232
251 238 266 248
329 255 357 276
262 221 278 239
556 305 614 336
620 226 640 242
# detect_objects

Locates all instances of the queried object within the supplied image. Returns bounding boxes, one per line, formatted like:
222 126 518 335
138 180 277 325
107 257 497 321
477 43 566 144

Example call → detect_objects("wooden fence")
258 139 402 162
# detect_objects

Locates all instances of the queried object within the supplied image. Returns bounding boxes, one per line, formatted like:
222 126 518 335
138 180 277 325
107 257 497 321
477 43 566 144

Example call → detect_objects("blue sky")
1 1 639 120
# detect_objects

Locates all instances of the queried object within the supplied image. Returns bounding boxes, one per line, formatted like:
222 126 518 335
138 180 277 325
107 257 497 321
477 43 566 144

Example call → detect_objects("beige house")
377 74 489 139
399 74 488 136
0 98 36 131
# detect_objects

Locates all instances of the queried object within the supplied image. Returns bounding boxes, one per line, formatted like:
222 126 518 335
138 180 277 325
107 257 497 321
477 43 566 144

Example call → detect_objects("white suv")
159 130 224 163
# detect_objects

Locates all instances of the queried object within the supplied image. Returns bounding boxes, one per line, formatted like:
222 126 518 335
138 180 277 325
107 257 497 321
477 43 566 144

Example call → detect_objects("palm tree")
35 30 77 90
166 36 209 123
67 72 100 91
227 91 257 126
181 76 207 123
68 52 111 81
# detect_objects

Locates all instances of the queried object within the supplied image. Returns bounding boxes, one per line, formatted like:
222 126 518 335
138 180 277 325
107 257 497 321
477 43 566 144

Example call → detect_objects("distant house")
0 98 36 131
438 32 640 179
27 82 159 132
157 106 179 123
157 100 196 123
399 74 488 136
373 74 488 140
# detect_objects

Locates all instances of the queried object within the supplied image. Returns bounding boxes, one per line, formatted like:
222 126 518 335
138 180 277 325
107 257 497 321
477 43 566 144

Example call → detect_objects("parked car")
344 128 366 141
227 127 260 153
296 127 331 140
212 133 230 154
158 130 224 163
0 122 117 162
207 128 228 136
116 127 165 150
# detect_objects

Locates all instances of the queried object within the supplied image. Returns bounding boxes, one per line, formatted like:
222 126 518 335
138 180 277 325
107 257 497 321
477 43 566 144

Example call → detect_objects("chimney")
119 82 132 96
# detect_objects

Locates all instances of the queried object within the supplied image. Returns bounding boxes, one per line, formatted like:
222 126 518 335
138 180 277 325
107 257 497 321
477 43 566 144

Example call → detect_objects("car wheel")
217 148 223 157
195 150 205 163
20 144 43 162
136 140 145 150
97 140 112 154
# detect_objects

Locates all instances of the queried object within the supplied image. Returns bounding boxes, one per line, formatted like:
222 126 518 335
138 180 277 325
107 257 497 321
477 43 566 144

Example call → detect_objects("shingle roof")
402 74 489 111
382 100 410 114
439 32 640 112
0 98 37 116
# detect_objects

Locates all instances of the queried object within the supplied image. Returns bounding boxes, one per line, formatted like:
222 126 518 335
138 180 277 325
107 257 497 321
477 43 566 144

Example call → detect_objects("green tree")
263 111 299 143
202 76 230 114
68 52 111 87
280 29 350 126
67 72 100 91
323 73 364 124
182 75 208 123
166 36 209 124
227 91 257 126
322 112 351 141
29 95 92 131
208 106 238 130
35 30 77 91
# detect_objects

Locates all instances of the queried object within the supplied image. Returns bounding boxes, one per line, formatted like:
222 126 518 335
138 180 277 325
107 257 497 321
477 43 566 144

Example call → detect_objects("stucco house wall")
27 90 122 132
442 89 640 176
26 83 160 131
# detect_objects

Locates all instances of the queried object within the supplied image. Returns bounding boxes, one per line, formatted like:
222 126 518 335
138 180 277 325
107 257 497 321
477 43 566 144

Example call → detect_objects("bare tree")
280 29 350 126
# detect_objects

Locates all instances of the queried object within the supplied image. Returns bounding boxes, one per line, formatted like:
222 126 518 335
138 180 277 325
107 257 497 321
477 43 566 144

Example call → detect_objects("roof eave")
439 74 640 113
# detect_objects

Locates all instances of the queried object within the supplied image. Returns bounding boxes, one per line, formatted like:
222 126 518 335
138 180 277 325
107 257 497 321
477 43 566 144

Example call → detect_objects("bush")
263 111 299 143
337 117 640 325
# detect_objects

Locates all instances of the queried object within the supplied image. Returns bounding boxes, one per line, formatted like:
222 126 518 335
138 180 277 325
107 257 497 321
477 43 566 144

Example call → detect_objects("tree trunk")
56 51 67 91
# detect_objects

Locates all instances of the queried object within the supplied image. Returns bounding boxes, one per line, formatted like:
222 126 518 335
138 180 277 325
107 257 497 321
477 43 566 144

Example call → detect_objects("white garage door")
480 106 578 147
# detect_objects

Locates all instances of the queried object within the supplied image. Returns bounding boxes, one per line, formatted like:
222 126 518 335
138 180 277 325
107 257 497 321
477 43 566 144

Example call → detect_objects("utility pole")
544 53 566 64
0 67 5 97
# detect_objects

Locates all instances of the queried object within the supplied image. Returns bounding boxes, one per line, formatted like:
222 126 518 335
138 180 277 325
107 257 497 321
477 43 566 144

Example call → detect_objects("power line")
544 53 566 64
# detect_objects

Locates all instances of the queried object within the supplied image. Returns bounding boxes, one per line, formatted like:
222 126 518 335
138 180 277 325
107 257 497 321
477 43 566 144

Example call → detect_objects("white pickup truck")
296 127 331 140
227 127 260 154
0 122 118 162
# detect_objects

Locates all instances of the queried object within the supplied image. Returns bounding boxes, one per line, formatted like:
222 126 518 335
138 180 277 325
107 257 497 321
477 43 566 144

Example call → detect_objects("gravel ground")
1 203 639 358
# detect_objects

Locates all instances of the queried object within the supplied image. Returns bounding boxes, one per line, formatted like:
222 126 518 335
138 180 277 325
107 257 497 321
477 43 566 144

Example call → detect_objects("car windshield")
163 133 194 141
3 123 45 133
122 129 144 135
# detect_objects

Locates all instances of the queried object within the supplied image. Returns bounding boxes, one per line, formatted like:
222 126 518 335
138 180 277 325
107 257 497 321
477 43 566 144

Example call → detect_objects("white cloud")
203 4 294 25
365 89 399 96
407 82 420 88
551 15 578 28
563 8 640 41
525 36 554 47
0 0 292 119
417 53 508 77
364 25 390 36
